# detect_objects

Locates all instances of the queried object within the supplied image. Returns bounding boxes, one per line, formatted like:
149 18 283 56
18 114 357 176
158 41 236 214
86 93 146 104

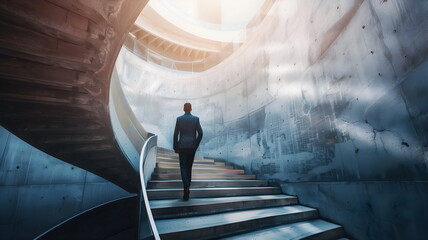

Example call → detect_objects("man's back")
174 112 203 150
173 103 203 200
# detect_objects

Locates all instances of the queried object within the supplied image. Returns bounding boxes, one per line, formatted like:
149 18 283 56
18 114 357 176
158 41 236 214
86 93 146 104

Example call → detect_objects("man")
173 103 203 201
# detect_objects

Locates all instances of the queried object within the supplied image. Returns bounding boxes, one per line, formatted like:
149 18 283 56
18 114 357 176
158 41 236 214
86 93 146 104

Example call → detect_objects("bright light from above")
128 0 274 72
147 0 266 42
161 0 265 26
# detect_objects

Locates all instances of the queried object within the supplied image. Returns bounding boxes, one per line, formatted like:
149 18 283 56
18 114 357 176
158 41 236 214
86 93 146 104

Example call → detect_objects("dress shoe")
183 187 190 201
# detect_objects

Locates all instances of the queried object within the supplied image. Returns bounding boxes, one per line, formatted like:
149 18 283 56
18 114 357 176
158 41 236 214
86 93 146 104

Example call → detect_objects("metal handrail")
110 61 159 239
137 135 160 240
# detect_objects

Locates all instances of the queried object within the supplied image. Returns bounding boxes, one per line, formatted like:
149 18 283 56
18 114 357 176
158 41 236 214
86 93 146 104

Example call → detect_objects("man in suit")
173 103 203 201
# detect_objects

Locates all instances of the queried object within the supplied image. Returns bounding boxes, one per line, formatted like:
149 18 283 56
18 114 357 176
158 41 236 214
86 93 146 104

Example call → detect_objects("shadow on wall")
116 0 428 239
0 126 131 240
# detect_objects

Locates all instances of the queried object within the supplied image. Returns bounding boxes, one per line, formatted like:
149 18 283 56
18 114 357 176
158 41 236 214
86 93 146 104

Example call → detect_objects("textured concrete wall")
282 181 428 240
0 126 131 240
117 0 428 239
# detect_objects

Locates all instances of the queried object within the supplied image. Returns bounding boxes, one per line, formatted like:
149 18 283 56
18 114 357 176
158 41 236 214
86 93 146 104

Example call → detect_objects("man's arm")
173 119 179 153
196 118 203 148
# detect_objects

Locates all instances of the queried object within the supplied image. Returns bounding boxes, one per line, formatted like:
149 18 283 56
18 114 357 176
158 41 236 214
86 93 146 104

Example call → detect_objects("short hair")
184 103 192 112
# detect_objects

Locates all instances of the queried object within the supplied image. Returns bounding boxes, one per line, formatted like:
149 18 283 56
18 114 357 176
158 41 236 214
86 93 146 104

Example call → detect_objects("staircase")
147 149 349 240
0 0 149 193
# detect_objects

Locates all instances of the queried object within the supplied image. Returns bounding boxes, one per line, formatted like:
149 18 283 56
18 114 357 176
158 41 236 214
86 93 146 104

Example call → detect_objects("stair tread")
157 163 226 168
157 158 213 161
158 161 224 165
147 186 280 192
155 167 240 172
149 179 266 183
148 179 268 188
156 205 316 234
155 170 243 175
157 158 216 161
219 219 343 240
151 173 256 180
157 161 215 165
147 186 282 200
153 173 250 175
156 166 234 170
149 194 296 209
158 156 208 158
157 164 228 168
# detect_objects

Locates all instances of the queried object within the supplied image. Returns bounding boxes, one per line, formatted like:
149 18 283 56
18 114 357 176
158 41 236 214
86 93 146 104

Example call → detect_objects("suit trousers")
178 148 196 187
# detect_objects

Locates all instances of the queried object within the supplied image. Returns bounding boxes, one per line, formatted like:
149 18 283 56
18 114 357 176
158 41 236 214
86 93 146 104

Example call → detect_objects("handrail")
137 135 160 240
110 66 160 239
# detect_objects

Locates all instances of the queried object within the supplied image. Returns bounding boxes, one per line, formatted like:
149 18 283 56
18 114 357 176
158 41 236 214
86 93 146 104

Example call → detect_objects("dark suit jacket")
173 112 203 150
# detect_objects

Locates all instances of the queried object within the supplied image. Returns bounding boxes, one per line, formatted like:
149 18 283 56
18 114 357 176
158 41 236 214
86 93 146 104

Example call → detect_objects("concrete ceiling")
127 0 276 72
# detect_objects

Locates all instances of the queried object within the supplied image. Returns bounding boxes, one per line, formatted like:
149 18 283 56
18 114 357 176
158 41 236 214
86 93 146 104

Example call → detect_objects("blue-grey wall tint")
0 126 131 240
117 0 428 239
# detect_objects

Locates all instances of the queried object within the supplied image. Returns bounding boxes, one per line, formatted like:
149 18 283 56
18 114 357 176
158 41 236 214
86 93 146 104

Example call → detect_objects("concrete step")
157 150 175 155
147 187 282 200
157 155 178 160
157 154 207 160
157 155 178 159
219 219 344 240
157 147 173 151
147 179 268 189
157 149 176 153
157 162 231 169
150 194 298 219
157 162 227 168
157 157 215 164
154 167 244 174
157 153 207 160
157 148 175 152
157 160 220 167
158 154 214 159
155 205 318 240
157 151 208 160
151 173 257 180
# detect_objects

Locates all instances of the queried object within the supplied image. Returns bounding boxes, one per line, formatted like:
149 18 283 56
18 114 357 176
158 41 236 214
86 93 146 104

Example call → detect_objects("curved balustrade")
33 196 139 240
110 66 150 171
123 35 226 72
33 65 160 239
137 135 160 240
110 65 160 239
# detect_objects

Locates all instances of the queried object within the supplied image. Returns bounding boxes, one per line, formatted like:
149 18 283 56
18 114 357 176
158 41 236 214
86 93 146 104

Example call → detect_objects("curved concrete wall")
0 126 131 240
117 0 428 239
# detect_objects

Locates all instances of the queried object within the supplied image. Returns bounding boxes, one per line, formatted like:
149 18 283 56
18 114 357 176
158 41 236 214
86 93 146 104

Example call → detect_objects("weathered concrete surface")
282 181 428 240
0 0 148 192
118 0 428 239
35 196 138 240
0 126 131 240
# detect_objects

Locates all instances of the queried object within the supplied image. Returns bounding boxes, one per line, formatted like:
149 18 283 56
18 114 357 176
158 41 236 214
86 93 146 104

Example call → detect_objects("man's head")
183 103 192 113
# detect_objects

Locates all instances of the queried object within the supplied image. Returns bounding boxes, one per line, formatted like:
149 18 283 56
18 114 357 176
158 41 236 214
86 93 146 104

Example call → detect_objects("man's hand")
174 149 179 154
